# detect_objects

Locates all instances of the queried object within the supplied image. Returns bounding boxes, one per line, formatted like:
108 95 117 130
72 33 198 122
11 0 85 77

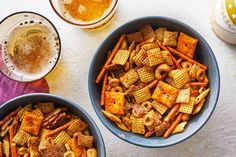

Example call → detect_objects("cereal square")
112 50 130 65
120 69 139 88
155 27 167 42
139 25 156 40
137 67 155 83
163 31 178 46
147 48 163 66
179 97 195 114
131 117 145 134
173 69 191 88
132 49 147 66
151 100 168 115
127 31 144 44
141 43 159 51
133 87 151 104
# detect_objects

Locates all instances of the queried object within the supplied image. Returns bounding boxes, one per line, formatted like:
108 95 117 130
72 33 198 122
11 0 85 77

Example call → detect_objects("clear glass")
49 0 118 28
0 12 61 82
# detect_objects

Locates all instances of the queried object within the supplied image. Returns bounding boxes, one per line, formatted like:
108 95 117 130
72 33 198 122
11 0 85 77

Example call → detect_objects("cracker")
141 43 159 51
67 119 88 136
32 108 44 118
161 50 174 65
39 144 66 157
105 92 125 115
131 117 145 134
54 131 71 144
133 87 151 104
151 100 168 115
127 31 144 44
155 27 167 42
177 32 198 58
120 69 139 88
76 133 94 148
152 81 179 108
176 88 191 103
12 129 32 146
137 67 155 83
173 69 191 88
21 111 44 136
139 25 156 40
163 31 178 46
133 48 147 66
34 102 55 114
112 50 130 65
179 97 195 114
147 48 163 66
172 122 188 134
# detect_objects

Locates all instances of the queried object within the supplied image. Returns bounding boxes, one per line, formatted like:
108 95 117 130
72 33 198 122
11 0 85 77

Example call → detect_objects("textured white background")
1 0 236 157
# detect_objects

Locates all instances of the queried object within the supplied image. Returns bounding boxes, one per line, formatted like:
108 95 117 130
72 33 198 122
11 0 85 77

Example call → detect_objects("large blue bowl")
0 93 106 156
88 16 220 148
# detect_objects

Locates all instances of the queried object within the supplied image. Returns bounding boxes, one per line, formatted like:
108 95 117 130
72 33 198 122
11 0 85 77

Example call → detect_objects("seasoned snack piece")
195 88 210 105
112 50 130 65
39 144 66 157
102 110 122 123
105 92 125 115
152 81 179 108
141 43 159 51
125 85 139 97
179 97 195 114
172 122 188 134
116 122 130 131
133 49 147 66
155 27 167 42
127 31 144 44
173 69 191 88
0 106 22 127
0 141 2 157
21 111 43 136
12 129 32 146
76 133 94 148
120 69 139 88
120 39 128 50
176 88 191 103
54 131 71 144
155 121 170 137
151 100 168 115
2 138 10 157
147 48 163 66
163 31 178 46
131 117 145 134
87 148 97 157
67 119 88 136
177 32 198 58
32 108 44 118
18 104 33 120
139 25 156 40
133 87 152 104
161 51 174 65
137 67 155 83
34 102 55 114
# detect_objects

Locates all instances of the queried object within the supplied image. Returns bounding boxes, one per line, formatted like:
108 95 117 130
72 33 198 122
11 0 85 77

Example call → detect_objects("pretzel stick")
163 113 183 138
156 40 168 51
148 79 159 89
46 121 73 137
144 129 155 138
9 126 17 157
0 106 21 127
128 41 136 52
177 58 183 64
100 72 108 106
95 34 126 84
182 113 190 122
0 141 2 157
140 38 155 46
166 46 207 70
189 82 208 88
164 104 180 122
172 56 182 69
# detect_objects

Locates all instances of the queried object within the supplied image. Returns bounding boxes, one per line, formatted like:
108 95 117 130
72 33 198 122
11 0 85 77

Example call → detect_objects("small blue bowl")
88 16 220 148
0 93 106 156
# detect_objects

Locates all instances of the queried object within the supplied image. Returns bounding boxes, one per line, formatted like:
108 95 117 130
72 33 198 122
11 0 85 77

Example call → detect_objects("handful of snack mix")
96 24 210 138
0 103 97 157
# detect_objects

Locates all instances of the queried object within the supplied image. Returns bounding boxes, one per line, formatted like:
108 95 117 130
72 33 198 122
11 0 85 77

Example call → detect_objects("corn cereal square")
133 87 151 104
133 49 147 66
112 50 130 65
173 69 191 88
147 48 163 66
141 43 159 51
179 97 195 114
155 27 167 42
54 131 71 144
177 32 198 58
105 92 125 115
151 100 168 115
161 51 174 65
137 67 155 83
131 117 145 134
163 31 178 46
152 81 179 108
120 69 139 88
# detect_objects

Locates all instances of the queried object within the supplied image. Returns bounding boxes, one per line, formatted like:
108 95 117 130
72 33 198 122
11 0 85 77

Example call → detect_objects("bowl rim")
88 16 220 148
0 11 62 83
0 93 106 156
49 0 118 27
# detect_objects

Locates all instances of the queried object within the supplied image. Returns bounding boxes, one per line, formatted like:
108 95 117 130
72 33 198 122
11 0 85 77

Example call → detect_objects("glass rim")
49 0 118 27
0 11 62 83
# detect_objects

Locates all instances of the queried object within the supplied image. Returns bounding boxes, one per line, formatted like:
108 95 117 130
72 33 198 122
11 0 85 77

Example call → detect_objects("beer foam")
2 20 60 81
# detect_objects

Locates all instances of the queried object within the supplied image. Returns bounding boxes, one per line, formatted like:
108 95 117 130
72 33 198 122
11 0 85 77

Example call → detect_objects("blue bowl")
0 93 106 156
88 16 220 148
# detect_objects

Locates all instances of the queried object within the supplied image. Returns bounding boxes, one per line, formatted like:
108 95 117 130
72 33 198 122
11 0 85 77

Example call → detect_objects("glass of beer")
49 0 118 29
0 12 61 82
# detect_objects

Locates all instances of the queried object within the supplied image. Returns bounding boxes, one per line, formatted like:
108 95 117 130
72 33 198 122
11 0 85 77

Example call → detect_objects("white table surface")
1 0 236 157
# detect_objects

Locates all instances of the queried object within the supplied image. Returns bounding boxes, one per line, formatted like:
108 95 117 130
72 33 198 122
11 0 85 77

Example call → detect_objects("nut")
87 148 97 157
18 147 28 156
